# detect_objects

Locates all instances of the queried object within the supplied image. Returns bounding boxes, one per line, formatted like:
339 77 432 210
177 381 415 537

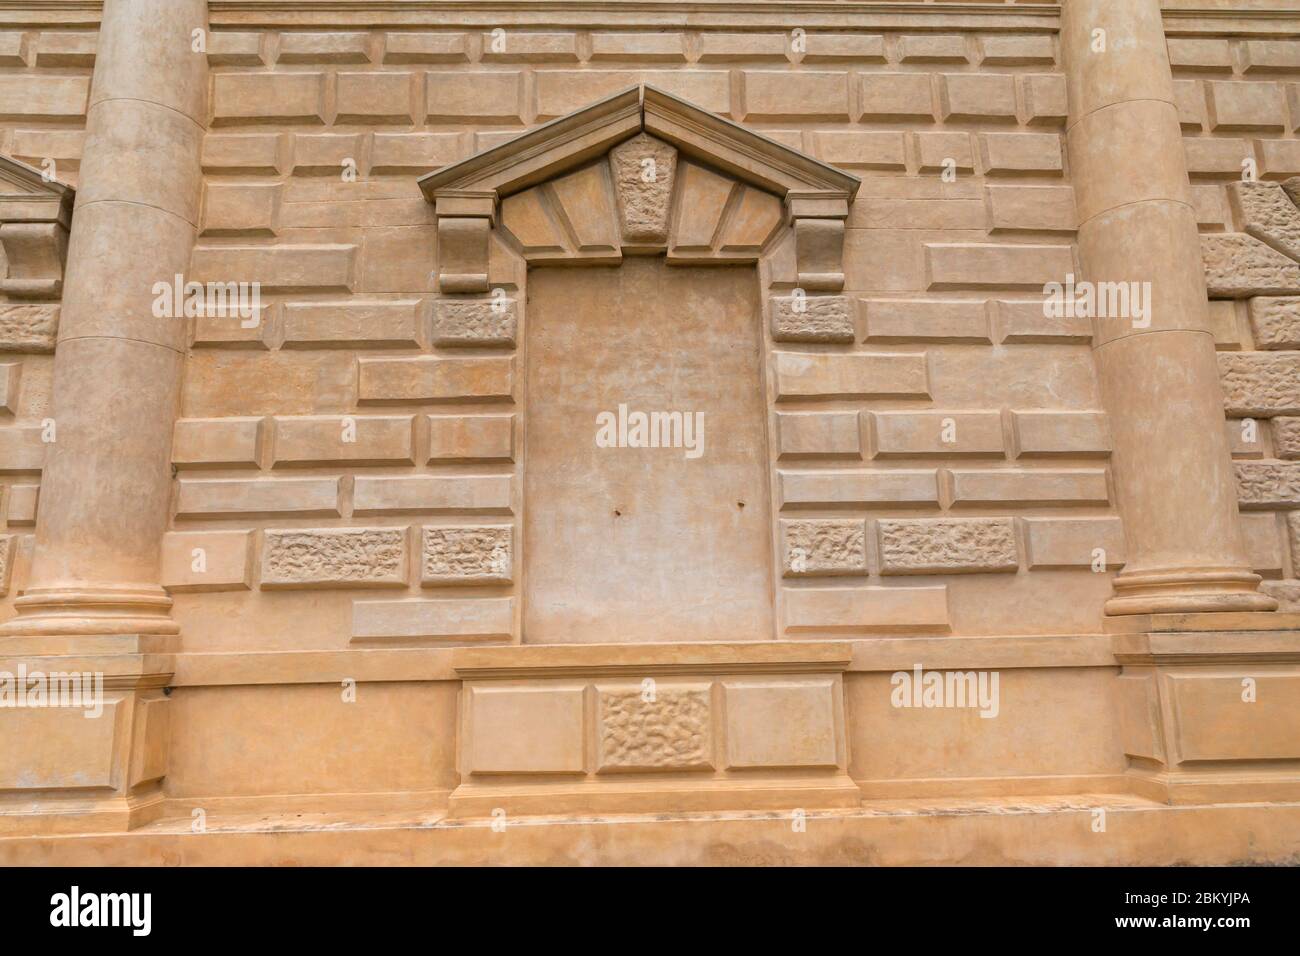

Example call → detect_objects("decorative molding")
0 155 74 301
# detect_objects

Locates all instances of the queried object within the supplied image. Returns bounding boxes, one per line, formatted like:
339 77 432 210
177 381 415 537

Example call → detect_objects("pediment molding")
421 85 859 295
0 154 75 301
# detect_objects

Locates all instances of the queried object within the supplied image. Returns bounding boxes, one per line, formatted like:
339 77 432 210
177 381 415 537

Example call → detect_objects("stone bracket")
0 155 75 301
434 190 496 294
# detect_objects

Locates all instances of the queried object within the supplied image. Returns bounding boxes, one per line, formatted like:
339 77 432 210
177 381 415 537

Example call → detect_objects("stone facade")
0 0 1299 866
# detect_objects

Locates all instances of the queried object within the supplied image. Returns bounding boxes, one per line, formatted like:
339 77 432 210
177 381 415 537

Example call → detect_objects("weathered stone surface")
1202 234 1300 298
609 132 677 243
422 525 512 584
1235 461 1300 508
1274 417 1300 459
0 533 13 596
432 297 517 347
1261 579 1300 612
1247 296 1300 349
771 294 855 343
1228 181 1300 262
781 519 867 576
261 527 407 588
877 517 1019 574
1282 177 1300 208
1218 352 1300 416
1289 512 1300 568
598 685 712 771
0 304 58 352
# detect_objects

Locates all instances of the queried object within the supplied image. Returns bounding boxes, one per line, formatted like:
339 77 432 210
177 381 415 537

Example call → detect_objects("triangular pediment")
418 85 859 205
0 154 75 225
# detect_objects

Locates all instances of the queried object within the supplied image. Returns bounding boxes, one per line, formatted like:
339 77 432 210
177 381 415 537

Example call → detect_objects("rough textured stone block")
771 294 854 343
352 597 514 641
262 527 407 589
1218 352 1300 416
859 73 934 121
272 415 415 467
211 73 325 125
282 299 425 349
779 470 940 508
172 417 263 469
872 410 1004 458
174 477 341 518
597 684 712 771
1227 181 1300 261
877 517 1019 575
1247 297 1300 349
422 525 512 585
0 305 59 352
358 356 513 404
160 531 253 592
948 469 1109 507
783 585 949 632
1023 517 1126 569
861 299 990 343
1235 461 1300 508
773 351 929 400
427 415 515 462
432 297 517 347
353 475 512 515
609 133 677 243
1011 411 1112 458
781 519 868 577
1274 417 1300 459
1202 234 1300 297
775 411 862 460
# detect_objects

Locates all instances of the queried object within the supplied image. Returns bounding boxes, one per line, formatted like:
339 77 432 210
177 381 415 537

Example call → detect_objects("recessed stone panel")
422 525 512 585
432 297 517 347
467 685 585 774
877 517 1019 574
597 684 712 771
723 680 839 769
770 294 855 343
781 519 868 577
261 527 408 589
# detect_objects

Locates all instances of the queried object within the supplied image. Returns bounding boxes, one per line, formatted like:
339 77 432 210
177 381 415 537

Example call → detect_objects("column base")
1104 566 1278 616
0 585 179 636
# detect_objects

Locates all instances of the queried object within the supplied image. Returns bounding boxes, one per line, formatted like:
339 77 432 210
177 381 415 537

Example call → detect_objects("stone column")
2 0 209 636
1061 0 1275 615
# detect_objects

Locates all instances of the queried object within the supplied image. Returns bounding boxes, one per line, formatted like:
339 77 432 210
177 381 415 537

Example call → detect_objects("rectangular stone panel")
596 683 713 772
782 585 949 632
466 685 584 773
174 477 341 519
190 244 356 292
427 415 515 462
773 351 929 400
358 356 514 404
993 299 1091 343
770 294 854 343
282 299 425 349
861 299 990 344
1218 352 1300 416
172 417 263 469
779 470 940 509
433 297 517 347
272 415 415 467
353 475 512 515
871 411 1004 458
947 469 1109 507
1023 517 1126 569
925 243 1073 289
422 524 512 585
1235 461 1300 508
0 304 59 353
211 73 326 125
782 519 868 577
723 680 839 769
1011 411 1112 458
0 427 45 473
0 75 89 121
1168 673 1300 761
877 517 1019 575
160 530 253 592
774 411 862 460
353 597 514 641
261 527 408 589
0 701 121 790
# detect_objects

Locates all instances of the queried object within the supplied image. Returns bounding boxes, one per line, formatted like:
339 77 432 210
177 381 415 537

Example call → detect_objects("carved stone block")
1218 352 1300 416
0 304 58 352
597 684 712 771
781 519 867 576
1235 461 1300 508
1228 181 1300 262
609 132 677 244
1247 296 1300 350
421 525 512 585
1202 234 1300 298
771 293 855 343
261 527 407 588
877 517 1019 574
432 296 517 347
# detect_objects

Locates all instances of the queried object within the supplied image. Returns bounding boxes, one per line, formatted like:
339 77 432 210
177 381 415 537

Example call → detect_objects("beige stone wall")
1169 36 1300 607
0 27 92 615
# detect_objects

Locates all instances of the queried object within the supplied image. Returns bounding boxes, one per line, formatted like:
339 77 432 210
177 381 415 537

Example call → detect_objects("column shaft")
2 0 209 635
